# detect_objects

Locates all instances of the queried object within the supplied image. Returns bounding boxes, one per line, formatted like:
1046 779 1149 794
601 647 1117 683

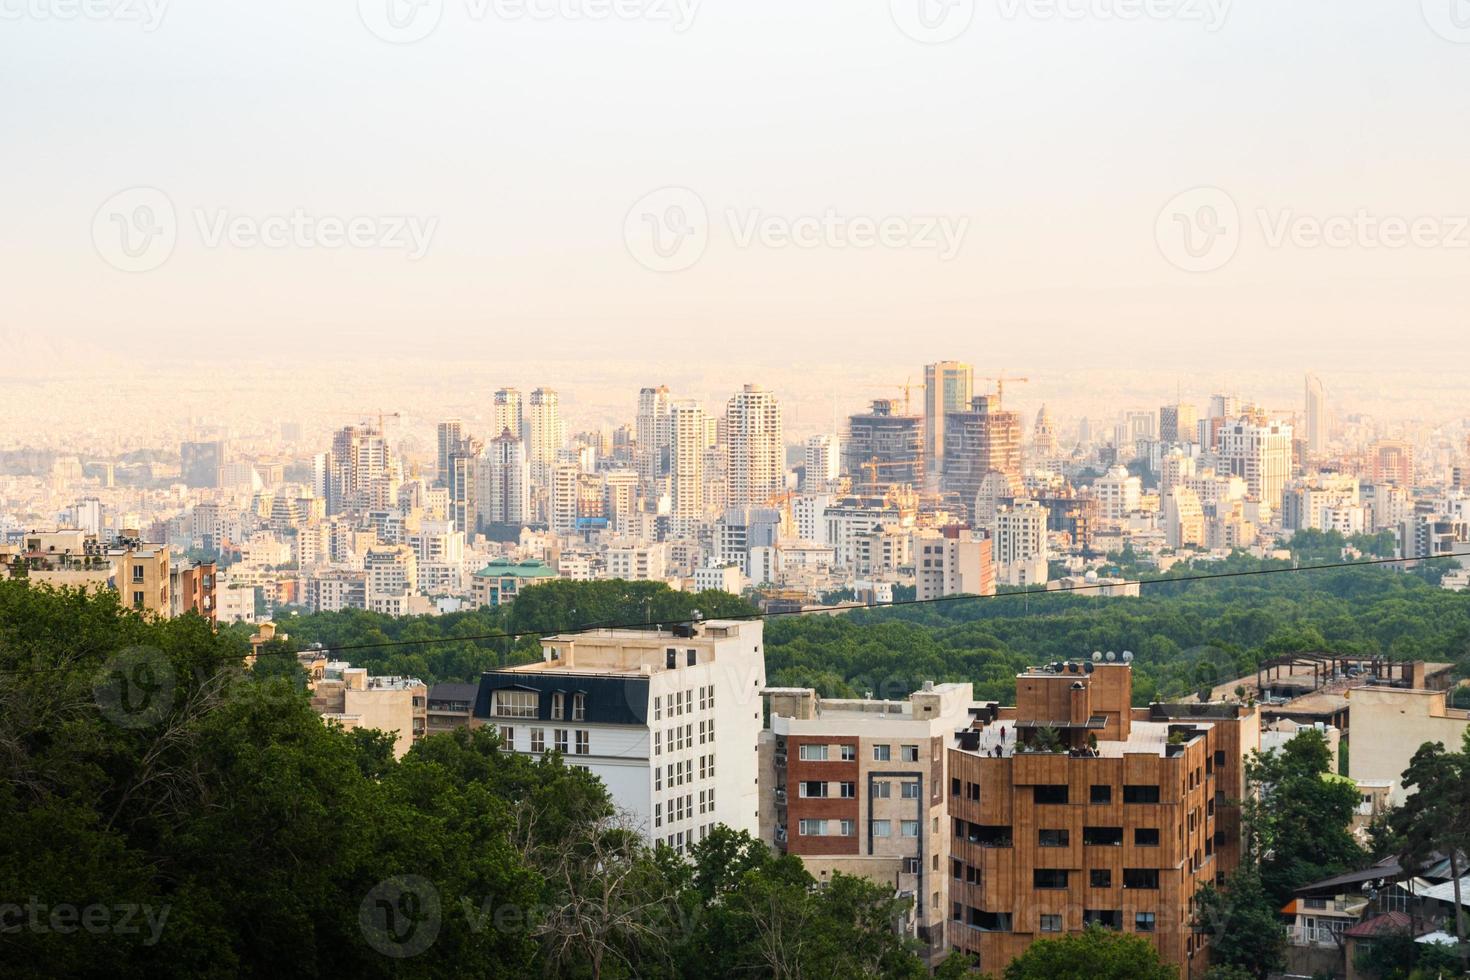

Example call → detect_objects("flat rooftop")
961 719 1208 759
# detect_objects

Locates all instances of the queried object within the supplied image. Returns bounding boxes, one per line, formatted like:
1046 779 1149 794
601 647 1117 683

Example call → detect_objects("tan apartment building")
1348 683 1470 805
947 660 1258 977
761 682 975 960
310 662 428 758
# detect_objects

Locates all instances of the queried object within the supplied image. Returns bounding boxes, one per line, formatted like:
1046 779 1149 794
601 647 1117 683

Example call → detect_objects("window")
901 745 919 762
968 910 1012 932
1090 869 1112 888
499 726 514 745
653 695 661 720
874 780 891 798
800 781 828 799
1090 784 1112 805
840 744 856 761
133 591 144 608
1124 868 1160 889
493 690 538 718
839 782 856 799
687 649 696 667
554 729 568 753
901 820 919 837
1124 785 1161 804
873 744 891 762
1039 829 1069 847
1033 869 1069 890
901 782 921 799
840 820 855 837
653 730 661 756
903 857 921 874
1134 828 1161 847
552 693 565 720
666 649 677 670
1033 784 1069 805
132 564 145 582
530 728 545 753
966 782 980 802
1040 914 1063 933
1083 826 1124 846
873 819 891 838
1214 750 1226 767
1084 909 1122 930
798 819 828 836
574 730 589 755
951 777 962 797
572 693 586 721
1135 912 1156 932
799 744 829 761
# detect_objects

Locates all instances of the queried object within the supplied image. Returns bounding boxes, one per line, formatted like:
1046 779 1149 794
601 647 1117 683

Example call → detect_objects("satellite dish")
1105 651 1117 662
1122 651 1134 663
1092 651 1103 663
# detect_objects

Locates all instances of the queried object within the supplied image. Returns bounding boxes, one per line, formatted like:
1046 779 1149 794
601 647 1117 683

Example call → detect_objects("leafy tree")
1001 925 1177 979
1392 730 1470 954
1193 867 1286 978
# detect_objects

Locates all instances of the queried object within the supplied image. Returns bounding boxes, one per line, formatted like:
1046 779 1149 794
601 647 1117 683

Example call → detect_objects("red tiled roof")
1344 911 1411 939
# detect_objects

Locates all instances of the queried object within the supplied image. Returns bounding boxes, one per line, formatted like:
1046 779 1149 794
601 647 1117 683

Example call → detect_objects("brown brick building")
947 660 1259 975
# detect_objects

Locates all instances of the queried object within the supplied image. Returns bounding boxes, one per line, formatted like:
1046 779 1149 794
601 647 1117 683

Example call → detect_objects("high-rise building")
435 418 465 488
1304 375 1327 454
474 621 767 850
603 469 640 534
1032 406 1060 460
493 388 523 441
445 440 481 535
326 424 392 515
477 431 530 528
525 388 564 485
915 528 995 600
1158 404 1198 444
943 395 1022 522
549 463 581 536
1370 440 1414 486
725 384 785 509
924 361 973 477
671 400 708 531
847 399 925 494
636 385 674 496
993 499 1049 586
1215 418 1293 513
803 434 841 491
180 440 225 489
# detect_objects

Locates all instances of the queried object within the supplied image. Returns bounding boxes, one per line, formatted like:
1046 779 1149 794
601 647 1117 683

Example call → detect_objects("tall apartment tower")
1158 404 1197 445
803 433 842 492
925 361 974 478
477 430 529 528
670 400 708 533
725 384 785 509
942 395 1022 523
475 621 767 851
947 660 1258 976
493 388 523 442
636 385 674 497
761 682 976 961
446 441 481 536
326 423 391 515
436 419 466 488
847 399 925 493
524 388 564 485
1304 375 1327 454
1216 418 1293 513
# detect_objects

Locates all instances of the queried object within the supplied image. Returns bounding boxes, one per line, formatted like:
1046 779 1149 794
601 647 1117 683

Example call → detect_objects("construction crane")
865 379 923 416
977 375 1029 408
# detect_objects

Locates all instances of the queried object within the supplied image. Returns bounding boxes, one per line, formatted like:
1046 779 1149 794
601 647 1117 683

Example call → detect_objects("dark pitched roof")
428 682 480 703
1344 911 1411 939
1294 855 1405 897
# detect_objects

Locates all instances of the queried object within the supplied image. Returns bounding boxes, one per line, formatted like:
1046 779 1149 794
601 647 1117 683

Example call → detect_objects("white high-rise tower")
724 384 784 509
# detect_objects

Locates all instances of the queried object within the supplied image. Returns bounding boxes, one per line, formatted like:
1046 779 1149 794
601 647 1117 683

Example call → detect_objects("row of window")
953 906 1156 933
796 818 921 838
1030 784 1162 806
797 743 921 762
653 720 715 755
652 685 714 721
501 726 589 755
1032 869 1160 890
663 822 718 854
654 788 717 828
655 754 716 792
492 690 586 721
950 778 981 802
796 780 922 800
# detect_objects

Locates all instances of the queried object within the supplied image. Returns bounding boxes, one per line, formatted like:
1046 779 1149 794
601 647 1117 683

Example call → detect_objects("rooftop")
474 559 557 579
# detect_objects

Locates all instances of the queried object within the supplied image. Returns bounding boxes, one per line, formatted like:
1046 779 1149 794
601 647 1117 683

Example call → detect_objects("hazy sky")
4 1 1470 371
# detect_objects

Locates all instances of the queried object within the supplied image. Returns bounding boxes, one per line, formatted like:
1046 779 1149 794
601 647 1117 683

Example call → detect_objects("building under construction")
845 399 924 493
942 394 1023 522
